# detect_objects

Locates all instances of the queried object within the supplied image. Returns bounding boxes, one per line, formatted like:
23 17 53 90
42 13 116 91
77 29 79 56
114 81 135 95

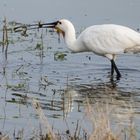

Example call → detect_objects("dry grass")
32 99 57 140
85 101 119 140
31 98 137 140
0 132 9 140
0 97 136 140
85 98 137 140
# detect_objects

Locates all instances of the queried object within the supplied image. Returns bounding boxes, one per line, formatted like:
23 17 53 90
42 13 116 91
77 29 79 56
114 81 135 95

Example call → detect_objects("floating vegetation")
6 83 27 91
35 43 43 50
54 52 67 61
6 93 29 105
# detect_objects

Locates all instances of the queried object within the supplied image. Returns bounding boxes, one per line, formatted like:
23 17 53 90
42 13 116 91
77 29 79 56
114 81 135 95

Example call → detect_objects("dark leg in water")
111 60 114 76
110 60 121 78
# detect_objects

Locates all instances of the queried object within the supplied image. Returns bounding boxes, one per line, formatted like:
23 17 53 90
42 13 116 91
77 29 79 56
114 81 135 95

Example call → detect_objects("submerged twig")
2 17 9 59
13 21 49 36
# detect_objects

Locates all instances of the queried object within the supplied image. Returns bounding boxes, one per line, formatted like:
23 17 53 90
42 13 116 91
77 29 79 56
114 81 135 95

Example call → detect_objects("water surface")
0 0 140 139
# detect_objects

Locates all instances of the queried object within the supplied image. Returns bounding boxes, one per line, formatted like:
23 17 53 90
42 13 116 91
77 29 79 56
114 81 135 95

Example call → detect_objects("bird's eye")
59 21 62 24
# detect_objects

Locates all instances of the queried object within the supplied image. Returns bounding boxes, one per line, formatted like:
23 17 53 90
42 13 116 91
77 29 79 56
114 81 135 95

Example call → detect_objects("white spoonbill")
44 19 140 79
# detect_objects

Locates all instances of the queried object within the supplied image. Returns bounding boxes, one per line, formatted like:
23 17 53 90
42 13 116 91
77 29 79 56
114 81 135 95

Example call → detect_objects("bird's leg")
111 60 115 76
111 60 121 78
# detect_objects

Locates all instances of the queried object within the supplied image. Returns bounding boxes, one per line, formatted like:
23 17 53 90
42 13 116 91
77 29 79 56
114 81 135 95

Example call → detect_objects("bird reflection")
61 89 78 118
61 78 140 118
61 79 118 118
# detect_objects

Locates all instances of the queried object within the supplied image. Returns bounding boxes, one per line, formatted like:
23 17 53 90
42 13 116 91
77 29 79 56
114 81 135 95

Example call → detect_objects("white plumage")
45 19 140 79
80 24 140 56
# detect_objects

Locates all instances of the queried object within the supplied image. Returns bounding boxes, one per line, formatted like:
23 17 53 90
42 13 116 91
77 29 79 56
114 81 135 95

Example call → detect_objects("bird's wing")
80 24 140 55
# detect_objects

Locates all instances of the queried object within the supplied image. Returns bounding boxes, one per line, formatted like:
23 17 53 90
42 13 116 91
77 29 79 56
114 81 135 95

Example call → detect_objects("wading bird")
27 19 140 79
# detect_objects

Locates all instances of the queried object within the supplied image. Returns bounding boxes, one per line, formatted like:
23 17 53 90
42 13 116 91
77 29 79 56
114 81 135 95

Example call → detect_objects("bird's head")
45 19 75 38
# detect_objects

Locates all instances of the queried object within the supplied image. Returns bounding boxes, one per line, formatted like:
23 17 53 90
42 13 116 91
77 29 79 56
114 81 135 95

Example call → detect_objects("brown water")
0 0 140 139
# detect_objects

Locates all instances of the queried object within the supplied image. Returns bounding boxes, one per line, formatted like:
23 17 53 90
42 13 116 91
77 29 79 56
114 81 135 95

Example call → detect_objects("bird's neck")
64 28 79 52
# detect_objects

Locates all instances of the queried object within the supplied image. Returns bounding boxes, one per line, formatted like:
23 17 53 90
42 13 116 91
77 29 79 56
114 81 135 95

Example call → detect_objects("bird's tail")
124 46 140 54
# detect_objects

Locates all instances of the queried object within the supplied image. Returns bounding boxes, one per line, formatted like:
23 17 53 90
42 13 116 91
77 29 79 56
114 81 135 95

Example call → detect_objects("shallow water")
0 0 140 139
